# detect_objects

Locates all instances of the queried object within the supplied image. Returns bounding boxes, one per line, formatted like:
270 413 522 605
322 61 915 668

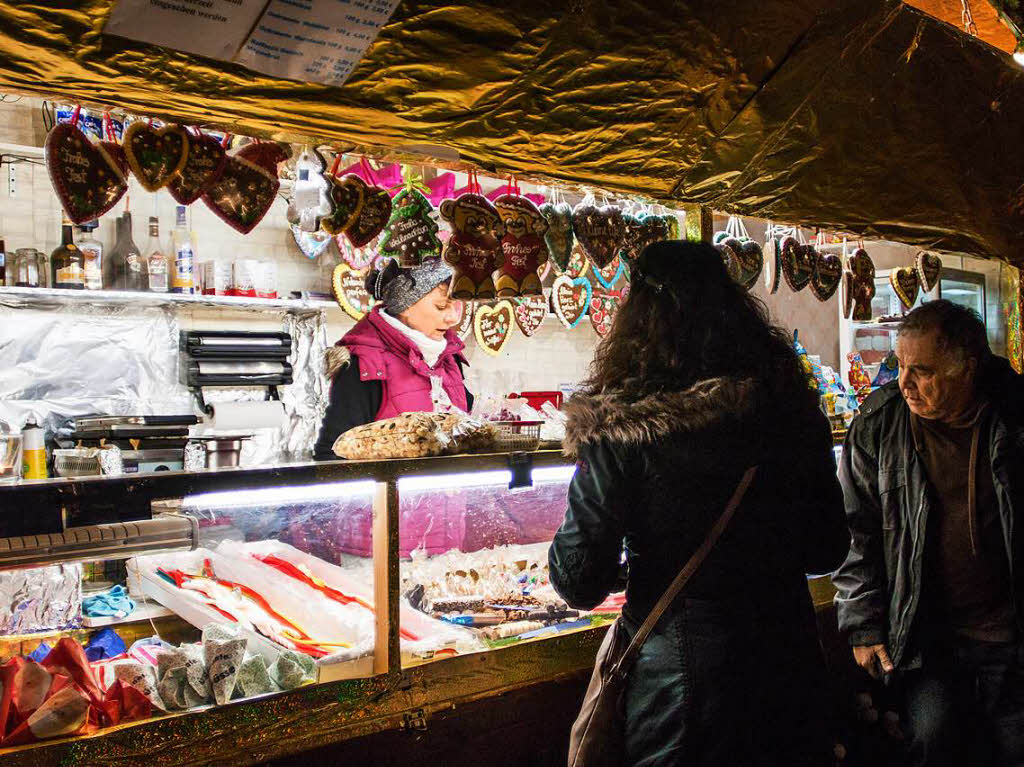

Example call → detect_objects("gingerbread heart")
202 142 288 234
331 263 376 320
716 241 742 283
346 185 392 248
589 290 623 338
810 251 842 301
474 300 515 356
169 132 226 205
441 192 504 300
618 213 643 263
763 237 780 294
781 240 814 292
573 204 625 269
552 275 592 329
555 242 592 280
100 140 129 178
916 251 942 292
123 121 189 192
735 240 764 291
664 214 681 240
287 147 334 232
539 202 574 273
635 214 669 260
494 193 549 296
454 300 475 341
593 255 625 290
322 174 365 235
381 187 441 267
45 123 128 224
890 266 920 310
291 226 333 260
513 295 547 337
337 234 378 270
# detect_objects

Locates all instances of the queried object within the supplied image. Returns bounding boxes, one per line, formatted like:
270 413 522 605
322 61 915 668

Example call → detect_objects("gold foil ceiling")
0 0 1022 264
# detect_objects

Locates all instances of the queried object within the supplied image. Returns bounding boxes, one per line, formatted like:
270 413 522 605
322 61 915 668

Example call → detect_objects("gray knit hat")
365 257 453 315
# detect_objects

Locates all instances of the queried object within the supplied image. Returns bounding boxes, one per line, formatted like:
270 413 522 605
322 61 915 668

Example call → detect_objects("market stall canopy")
907 0 1017 53
0 0 1024 264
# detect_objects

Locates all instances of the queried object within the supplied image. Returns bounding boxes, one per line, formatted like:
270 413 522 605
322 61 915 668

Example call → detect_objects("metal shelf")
0 286 339 313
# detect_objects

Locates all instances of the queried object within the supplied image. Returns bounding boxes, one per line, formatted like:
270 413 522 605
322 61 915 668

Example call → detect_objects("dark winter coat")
833 357 1024 669
549 377 849 767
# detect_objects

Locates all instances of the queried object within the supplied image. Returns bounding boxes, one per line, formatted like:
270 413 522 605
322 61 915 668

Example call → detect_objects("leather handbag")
567 466 759 767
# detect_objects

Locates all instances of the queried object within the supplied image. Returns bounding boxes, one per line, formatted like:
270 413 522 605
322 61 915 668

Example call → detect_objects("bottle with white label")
171 206 195 295
145 216 169 293
76 220 103 290
51 213 85 290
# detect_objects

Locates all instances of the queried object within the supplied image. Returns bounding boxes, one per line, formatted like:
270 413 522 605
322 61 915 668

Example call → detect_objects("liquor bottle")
171 206 195 294
145 216 169 293
108 212 147 291
51 213 85 289
77 221 103 290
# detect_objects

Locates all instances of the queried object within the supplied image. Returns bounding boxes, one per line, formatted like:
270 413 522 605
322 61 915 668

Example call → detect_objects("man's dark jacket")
833 357 1024 668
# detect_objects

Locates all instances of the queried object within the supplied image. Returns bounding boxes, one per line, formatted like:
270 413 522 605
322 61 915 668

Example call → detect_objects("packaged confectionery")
231 258 259 297
202 260 232 296
255 260 277 299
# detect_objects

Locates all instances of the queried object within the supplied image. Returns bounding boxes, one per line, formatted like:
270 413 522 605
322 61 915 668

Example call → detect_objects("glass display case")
0 451 614 766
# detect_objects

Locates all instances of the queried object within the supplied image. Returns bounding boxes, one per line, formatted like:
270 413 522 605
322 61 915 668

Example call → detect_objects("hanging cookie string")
102 110 116 142
219 132 233 149
329 151 343 178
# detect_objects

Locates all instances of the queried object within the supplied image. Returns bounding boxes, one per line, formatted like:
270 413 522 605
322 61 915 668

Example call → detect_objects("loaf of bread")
332 412 499 460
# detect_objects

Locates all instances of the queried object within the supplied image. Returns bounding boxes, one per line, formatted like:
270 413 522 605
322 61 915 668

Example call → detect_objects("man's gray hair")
898 299 990 370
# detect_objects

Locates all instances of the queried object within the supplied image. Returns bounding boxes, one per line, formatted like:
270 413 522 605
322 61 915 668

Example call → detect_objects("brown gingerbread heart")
169 132 227 205
573 204 625 269
123 121 189 192
735 240 764 291
589 290 623 338
890 267 920 310
331 263 376 320
809 251 842 301
916 251 942 293
513 295 547 337
202 142 287 234
474 301 515 356
346 185 392 248
539 202 574 273
781 240 814 292
322 174 366 235
632 214 669 263
552 275 592 329
45 123 128 224
716 241 742 283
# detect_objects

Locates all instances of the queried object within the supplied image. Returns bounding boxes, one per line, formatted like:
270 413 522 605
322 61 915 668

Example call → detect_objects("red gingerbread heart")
494 193 549 296
202 142 289 234
589 290 623 337
513 295 547 337
123 122 189 192
45 123 128 225
169 132 227 205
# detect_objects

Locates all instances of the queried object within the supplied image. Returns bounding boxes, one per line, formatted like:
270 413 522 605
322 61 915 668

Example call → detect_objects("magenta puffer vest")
338 307 469 419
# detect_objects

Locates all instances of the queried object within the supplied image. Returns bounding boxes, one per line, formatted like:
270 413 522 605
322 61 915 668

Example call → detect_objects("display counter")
0 450 839 765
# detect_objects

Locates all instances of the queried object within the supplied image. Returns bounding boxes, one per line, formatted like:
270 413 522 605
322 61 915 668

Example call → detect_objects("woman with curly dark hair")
549 240 849 766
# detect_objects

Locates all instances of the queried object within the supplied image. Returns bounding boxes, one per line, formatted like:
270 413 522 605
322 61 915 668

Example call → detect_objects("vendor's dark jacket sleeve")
313 354 475 461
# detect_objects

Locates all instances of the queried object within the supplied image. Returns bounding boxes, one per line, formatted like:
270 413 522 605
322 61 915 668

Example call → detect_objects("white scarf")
380 309 448 368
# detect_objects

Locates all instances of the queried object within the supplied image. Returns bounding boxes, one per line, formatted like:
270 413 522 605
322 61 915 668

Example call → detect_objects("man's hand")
852 644 894 679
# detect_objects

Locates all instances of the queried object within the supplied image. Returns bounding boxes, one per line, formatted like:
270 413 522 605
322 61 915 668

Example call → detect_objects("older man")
834 299 1024 766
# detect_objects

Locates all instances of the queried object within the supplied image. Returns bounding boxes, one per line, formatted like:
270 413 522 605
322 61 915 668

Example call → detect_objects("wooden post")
682 204 713 244
372 479 400 675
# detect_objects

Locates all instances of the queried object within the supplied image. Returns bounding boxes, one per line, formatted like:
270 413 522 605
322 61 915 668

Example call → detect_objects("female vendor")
313 258 473 460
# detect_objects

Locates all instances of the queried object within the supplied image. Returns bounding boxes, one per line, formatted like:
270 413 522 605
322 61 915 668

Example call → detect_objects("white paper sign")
234 0 401 85
104 0 267 61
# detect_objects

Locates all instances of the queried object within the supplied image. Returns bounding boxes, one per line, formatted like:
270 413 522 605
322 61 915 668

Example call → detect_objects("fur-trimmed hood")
324 345 352 379
563 377 760 458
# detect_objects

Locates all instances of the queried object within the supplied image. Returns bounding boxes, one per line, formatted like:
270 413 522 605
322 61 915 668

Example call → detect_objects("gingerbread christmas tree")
379 176 441 266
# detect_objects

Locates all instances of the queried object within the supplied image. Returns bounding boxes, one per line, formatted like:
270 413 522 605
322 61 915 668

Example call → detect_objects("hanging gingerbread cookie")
494 193 549 296
440 192 504 300
379 187 441 267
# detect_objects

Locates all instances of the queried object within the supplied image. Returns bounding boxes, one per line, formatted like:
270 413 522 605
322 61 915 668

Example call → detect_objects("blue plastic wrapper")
85 627 127 661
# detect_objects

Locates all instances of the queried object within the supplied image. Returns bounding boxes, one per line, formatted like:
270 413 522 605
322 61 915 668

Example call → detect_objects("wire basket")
493 420 542 452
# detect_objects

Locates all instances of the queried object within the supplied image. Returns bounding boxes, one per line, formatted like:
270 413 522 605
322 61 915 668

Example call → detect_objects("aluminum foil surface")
0 291 327 462
0 563 82 635
0 2 1020 262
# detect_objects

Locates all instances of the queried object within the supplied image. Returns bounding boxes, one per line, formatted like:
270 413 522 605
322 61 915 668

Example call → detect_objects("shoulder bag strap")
611 466 758 677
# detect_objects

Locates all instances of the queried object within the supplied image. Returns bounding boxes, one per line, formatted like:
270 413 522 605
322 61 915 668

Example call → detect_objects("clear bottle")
109 212 147 291
171 206 195 295
145 216 169 293
77 220 103 290
51 213 85 290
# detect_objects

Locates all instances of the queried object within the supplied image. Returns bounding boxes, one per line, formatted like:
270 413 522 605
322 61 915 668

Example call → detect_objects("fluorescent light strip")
185 480 377 509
